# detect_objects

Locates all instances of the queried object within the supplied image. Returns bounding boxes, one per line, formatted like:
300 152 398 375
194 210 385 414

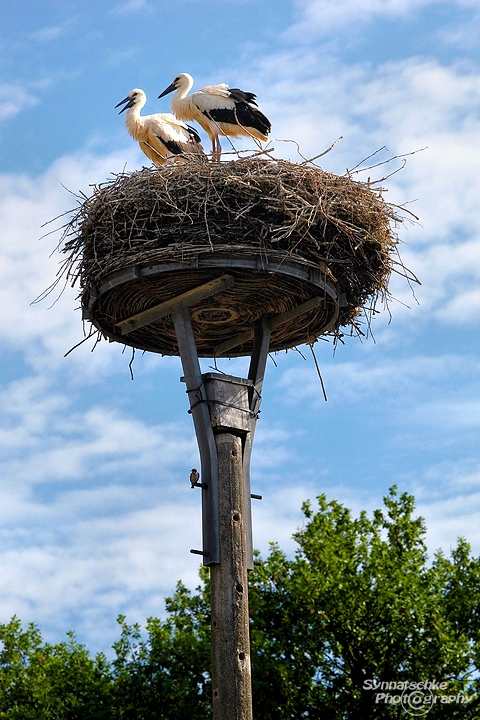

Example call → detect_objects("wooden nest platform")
62 156 404 357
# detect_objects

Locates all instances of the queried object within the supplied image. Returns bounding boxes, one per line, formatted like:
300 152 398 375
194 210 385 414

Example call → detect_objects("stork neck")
125 105 144 136
176 76 193 100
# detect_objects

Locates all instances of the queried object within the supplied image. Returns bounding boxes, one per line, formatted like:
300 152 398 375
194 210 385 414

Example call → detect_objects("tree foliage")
249 486 480 718
0 617 112 719
1 487 479 718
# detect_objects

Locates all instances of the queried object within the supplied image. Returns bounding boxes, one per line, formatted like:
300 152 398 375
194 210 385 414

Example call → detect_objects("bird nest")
59 155 410 357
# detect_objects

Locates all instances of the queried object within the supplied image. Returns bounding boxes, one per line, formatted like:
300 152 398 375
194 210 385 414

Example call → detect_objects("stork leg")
209 137 216 162
212 135 222 162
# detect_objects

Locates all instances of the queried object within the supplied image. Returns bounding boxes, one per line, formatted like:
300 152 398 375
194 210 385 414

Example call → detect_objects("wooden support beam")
269 295 323 330
243 317 270 570
215 295 323 356
173 309 220 565
215 328 254 357
115 274 234 335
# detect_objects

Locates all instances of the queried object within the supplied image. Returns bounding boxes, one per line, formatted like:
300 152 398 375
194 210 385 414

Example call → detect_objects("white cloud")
31 25 69 43
0 368 203 649
0 373 194 489
0 147 143 373
0 83 38 122
411 460 480 554
0 499 204 652
113 0 154 14
278 352 480 406
286 0 475 38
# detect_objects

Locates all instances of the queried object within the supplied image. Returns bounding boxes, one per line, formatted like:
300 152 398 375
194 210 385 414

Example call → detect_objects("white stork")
158 73 271 161
115 88 204 165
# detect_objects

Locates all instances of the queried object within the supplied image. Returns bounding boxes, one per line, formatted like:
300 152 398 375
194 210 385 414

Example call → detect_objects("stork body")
158 73 271 161
116 88 204 165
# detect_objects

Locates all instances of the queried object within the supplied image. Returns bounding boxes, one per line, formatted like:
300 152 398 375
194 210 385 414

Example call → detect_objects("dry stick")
128 347 135 380
64 328 99 357
388 202 420 222
309 342 328 402
274 138 308 162
370 160 408 184
348 147 428 177
220 147 276 160
232 107 266 154
299 136 344 166
348 146 387 174
143 140 170 164
393 249 421 305
204 114 240 158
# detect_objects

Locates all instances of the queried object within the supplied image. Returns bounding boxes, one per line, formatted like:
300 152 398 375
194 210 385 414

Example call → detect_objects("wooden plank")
115 275 234 335
215 296 323 356
270 295 323 329
215 328 254 356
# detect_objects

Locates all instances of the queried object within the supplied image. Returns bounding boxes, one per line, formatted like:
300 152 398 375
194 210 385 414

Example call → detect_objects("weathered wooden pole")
211 432 252 720
203 373 256 719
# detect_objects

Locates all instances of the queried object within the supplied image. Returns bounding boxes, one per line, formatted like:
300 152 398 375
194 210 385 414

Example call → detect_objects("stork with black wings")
159 73 271 161
116 88 204 165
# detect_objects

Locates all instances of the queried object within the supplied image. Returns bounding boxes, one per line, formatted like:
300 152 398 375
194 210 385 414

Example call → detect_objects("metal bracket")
173 308 220 565
243 317 271 570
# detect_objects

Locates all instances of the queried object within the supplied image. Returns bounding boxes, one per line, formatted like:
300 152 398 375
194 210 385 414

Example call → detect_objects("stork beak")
115 96 134 114
158 82 176 99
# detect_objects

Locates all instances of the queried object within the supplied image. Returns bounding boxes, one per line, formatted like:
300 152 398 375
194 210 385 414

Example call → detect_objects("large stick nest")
60 156 410 357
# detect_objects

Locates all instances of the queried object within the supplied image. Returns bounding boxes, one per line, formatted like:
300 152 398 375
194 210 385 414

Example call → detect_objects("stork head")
158 73 193 99
115 88 146 113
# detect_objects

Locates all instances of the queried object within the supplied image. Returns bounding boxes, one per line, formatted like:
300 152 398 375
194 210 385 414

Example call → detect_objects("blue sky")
1 0 480 655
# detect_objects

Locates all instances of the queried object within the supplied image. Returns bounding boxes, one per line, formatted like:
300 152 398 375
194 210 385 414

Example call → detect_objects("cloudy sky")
1 0 480 654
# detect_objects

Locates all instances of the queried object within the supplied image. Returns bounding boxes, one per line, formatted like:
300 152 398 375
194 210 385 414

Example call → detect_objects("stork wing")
198 83 231 97
146 114 204 155
192 90 237 114
229 88 258 106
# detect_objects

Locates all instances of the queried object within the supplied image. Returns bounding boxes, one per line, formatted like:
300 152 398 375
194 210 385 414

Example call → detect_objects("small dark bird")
190 468 200 488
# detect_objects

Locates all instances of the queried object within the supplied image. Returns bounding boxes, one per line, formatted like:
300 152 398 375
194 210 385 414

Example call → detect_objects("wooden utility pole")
211 433 252 719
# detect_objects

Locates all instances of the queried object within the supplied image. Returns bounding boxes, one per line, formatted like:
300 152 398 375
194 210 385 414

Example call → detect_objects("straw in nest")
56 155 414 357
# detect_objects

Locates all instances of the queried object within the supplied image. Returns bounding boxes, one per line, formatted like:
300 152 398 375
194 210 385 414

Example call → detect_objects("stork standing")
158 73 271 161
115 88 204 165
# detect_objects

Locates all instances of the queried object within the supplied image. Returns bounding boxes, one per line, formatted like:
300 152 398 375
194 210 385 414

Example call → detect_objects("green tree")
0 616 112 719
110 578 211 719
249 486 480 718
1 487 480 718
0 581 211 720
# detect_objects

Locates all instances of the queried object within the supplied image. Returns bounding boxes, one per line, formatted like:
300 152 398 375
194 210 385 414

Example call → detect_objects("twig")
309 342 328 402
347 146 387 174
299 136 343 165
347 147 428 177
